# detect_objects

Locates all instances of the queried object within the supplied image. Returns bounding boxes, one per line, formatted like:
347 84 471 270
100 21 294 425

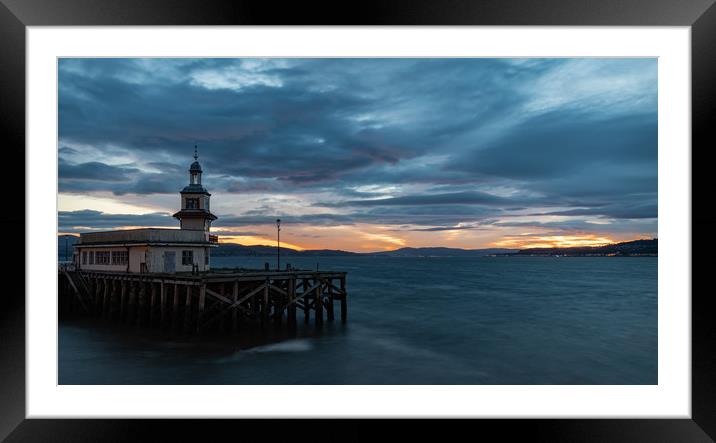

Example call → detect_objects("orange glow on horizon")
219 235 306 251
58 227 646 253
490 234 616 249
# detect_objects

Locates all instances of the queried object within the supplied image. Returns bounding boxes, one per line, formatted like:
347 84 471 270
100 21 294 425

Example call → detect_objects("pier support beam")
172 283 180 331
137 280 147 327
261 280 269 327
128 280 137 324
232 281 239 333
184 285 192 333
150 282 157 326
160 282 166 328
120 279 127 322
102 278 110 319
287 278 296 328
315 278 323 327
340 277 347 323
61 270 347 334
303 278 310 324
326 278 335 322
197 283 206 333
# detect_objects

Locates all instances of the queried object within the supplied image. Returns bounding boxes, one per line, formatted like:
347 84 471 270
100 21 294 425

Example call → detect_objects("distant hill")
213 243 358 257
367 247 518 257
214 243 517 257
507 238 657 257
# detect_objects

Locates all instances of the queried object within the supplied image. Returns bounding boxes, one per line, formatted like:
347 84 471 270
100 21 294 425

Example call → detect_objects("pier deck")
58 265 348 334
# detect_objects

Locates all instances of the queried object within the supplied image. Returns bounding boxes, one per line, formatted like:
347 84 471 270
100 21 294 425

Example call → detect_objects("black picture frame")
1 0 713 440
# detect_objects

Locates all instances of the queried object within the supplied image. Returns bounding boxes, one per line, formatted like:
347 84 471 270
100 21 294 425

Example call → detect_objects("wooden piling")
315 277 323 327
184 285 192 333
261 279 269 327
160 281 166 328
102 278 110 319
340 276 347 323
326 278 335 321
137 280 146 326
150 282 157 326
128 280 137 324
120 279 127 322
303 278 310 324
232 281 239 333
287 277 296 327
61 268 347 335
197 283 206 333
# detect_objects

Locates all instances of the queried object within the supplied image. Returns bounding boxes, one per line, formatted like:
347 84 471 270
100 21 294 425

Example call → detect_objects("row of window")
184 196 210 210
81 249 209 267
81 250 127 266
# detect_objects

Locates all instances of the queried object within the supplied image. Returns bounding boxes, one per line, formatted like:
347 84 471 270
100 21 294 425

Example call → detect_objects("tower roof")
189 145 202 172
189 161 202 173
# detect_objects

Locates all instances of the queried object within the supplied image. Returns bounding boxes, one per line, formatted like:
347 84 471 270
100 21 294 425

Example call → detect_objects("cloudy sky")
58 58 657 252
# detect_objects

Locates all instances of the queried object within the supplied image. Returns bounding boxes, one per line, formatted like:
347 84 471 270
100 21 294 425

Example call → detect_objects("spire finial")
194 144 198 161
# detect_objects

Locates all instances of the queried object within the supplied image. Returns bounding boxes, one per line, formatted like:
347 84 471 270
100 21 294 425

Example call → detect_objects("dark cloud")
58 58 658 233
320 191 517 208
58 210 175 232
59 159 139 181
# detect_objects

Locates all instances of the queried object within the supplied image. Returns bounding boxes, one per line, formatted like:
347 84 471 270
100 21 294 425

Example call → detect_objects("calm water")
59 256 657 384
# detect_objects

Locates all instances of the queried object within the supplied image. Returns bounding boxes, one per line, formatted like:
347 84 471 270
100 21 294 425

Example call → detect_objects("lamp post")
276 218 281 270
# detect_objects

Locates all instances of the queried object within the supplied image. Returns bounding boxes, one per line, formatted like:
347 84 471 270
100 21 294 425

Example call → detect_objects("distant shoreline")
58 236 657 259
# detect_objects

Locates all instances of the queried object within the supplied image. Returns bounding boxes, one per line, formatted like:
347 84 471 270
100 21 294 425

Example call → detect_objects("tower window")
186 198 199 209
182 250 194 265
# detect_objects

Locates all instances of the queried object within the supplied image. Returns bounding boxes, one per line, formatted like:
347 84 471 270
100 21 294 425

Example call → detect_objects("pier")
59 264 348 334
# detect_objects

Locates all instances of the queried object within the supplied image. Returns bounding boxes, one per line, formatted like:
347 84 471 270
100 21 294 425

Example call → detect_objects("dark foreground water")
59 256 657 384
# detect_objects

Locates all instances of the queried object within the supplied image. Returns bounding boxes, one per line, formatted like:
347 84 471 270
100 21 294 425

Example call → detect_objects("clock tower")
173 146 217 231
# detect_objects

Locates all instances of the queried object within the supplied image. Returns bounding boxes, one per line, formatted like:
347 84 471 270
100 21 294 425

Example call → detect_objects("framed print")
2 0 714 440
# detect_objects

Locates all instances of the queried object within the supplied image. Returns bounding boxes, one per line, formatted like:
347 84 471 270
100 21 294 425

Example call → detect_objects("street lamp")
276 218 281 270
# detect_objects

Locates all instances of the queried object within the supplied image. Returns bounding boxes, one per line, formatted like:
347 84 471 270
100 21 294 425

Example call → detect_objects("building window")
182 250 193 265
96 251 110 265
186 197 199 209
82 251 87 265
111 250 128 265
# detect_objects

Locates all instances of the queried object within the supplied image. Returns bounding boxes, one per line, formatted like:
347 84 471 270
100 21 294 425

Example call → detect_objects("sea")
58 256 657 385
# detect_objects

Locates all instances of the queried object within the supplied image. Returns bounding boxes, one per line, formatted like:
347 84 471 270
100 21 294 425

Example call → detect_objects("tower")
173 146 217 231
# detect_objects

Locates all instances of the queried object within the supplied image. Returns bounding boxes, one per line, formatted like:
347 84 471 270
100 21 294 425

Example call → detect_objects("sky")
58 58 658 252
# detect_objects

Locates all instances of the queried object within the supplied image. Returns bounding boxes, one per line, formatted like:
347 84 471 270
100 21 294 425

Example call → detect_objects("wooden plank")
205 287 232 305
267 284 287 297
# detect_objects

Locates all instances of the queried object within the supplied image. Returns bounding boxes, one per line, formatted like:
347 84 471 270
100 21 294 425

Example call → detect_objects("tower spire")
194 144 198 161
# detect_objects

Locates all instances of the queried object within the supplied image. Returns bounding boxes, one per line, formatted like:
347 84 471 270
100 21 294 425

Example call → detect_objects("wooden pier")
58 265 348 334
